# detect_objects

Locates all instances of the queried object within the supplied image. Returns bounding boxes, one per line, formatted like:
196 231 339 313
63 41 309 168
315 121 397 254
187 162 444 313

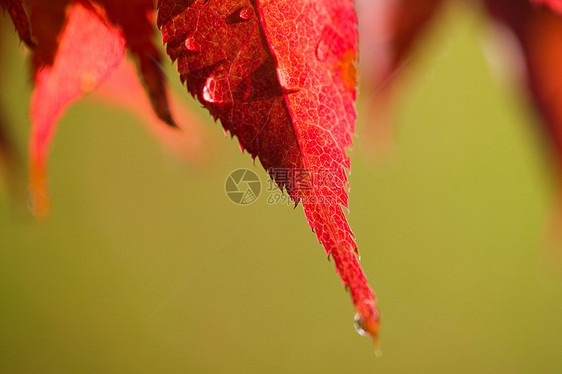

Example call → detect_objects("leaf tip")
354 300 380 347
29 157 50 219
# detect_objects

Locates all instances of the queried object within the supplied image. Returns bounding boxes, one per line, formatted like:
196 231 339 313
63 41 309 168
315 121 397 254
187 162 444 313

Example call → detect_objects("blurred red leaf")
96 0 177 127
524 6 562 168
485 0 562 246
357 0 443 160
158 0 380 343
485 0 562 168
0 0 34 47
28 1 126 217
0 110 16 186
15 0 180 217
374 0 444 85
0 24 16 184
531 0 562 13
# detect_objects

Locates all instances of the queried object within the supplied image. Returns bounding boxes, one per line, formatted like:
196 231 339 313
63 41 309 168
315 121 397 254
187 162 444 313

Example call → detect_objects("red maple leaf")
158 0 380 345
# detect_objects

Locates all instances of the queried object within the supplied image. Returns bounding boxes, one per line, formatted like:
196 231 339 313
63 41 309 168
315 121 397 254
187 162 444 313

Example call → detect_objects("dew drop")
239 6 253 20
354 312 382 356
353 312 369 337
202 77 223 103
184 36 201 52
277 69 299 92
315 38 329 62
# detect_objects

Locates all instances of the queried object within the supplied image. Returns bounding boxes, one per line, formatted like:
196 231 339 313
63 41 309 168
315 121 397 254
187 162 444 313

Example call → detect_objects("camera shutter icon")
225 169 261 205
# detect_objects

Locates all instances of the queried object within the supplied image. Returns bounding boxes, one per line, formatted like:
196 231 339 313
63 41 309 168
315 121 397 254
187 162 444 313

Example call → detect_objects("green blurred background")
1 3 561 373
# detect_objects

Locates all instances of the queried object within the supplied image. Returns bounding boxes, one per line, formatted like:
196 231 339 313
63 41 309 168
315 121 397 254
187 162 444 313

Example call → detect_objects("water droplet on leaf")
354 312 369 337
184 36 201 52
202 77 223 103
239 7 253 20
277 69 300 93
354 312 382 355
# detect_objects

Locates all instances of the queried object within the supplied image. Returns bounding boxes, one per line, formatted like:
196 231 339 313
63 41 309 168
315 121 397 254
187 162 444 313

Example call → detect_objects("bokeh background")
1 2 561 373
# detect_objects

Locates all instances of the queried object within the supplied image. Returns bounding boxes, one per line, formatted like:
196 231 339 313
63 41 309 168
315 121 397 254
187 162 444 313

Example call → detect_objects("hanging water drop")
184 36 201 52
354 312 382 356
239 6 253 20
353 312 369 337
